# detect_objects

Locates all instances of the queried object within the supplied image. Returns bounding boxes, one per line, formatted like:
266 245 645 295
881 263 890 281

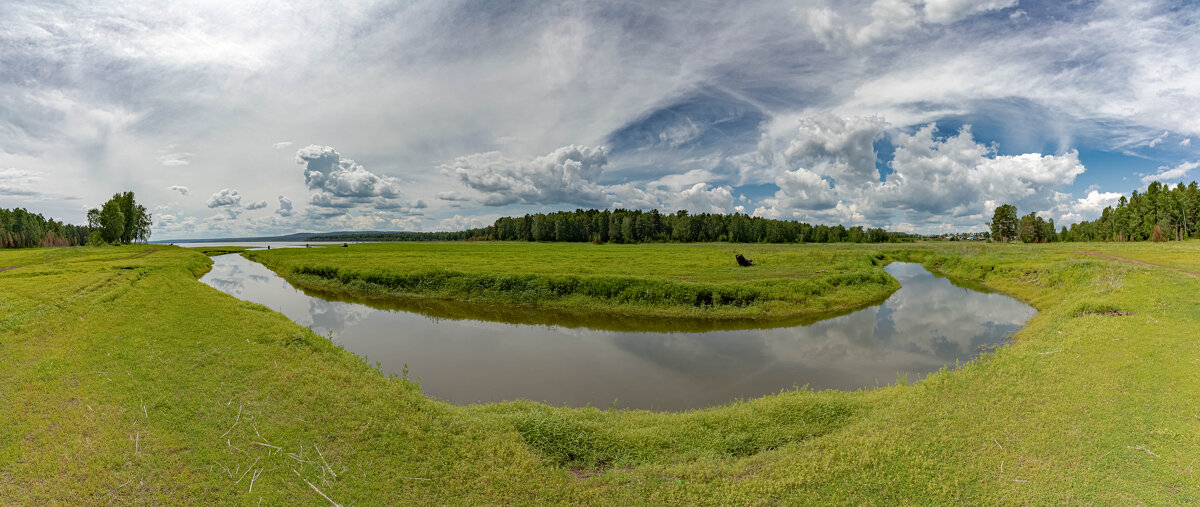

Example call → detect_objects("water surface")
200 254 1034 411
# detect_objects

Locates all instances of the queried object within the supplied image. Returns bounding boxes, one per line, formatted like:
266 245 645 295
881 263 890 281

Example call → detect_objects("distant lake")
199 250 1035 411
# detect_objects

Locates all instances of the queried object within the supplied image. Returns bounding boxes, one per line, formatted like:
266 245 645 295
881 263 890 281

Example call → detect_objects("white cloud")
245 200 268 210
5 0 1199 238
674 182 736 214
922 0 1018 24
206 188 242 208
438 214 485 231
778 114 887 187
753 118 1086 229
157 152 195 166
761 168 838 212
296 145 405 209
1140 161 1200 185
445 145 609 207
807 0 1016 49
1148 131 1169 148
276 194 293 217
168 185 189 196
0 168 43 196
1043 190 1123 225
877 124 1085 215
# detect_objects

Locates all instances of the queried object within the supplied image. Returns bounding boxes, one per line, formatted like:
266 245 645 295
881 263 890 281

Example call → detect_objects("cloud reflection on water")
200 255 1034 410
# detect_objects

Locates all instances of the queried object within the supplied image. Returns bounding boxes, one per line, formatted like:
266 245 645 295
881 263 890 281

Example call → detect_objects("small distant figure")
306 243 310 248
267 245 271 250
342 243 348 247
735 254 754 267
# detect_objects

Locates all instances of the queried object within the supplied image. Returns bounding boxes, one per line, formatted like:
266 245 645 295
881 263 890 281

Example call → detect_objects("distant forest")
989 180 1200 243
1062 181 1200 242
321 209 919 244
0 207 91 248
1 192 152 249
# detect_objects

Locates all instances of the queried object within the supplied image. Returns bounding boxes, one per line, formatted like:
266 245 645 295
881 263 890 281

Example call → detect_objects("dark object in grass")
735 254 754 267
342 243 349 247
1076 310 1132 317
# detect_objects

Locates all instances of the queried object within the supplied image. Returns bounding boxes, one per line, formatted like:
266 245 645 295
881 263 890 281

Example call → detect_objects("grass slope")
2 242 1199 503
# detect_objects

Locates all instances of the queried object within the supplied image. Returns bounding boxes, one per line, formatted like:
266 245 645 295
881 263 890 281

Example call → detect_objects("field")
244 242 900 329
3 241 1200 503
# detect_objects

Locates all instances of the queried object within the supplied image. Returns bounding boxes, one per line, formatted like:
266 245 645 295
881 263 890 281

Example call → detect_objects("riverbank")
3 242 1200 503
243 242 902 327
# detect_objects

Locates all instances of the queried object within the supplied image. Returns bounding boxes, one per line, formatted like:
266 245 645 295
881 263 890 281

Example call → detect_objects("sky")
1 0 1198 239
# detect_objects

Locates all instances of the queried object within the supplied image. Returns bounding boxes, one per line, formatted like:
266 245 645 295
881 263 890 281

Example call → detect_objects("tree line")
489 209 916 243
991 180 1200 243
1061 181 1199 242
0 192 152 249
329 209 917 244
0 207 91 248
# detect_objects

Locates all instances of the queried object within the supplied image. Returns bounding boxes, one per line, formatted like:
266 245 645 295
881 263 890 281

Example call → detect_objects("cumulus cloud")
168 185 189 195
246 200 268 210
297 145 404 209
673 182 737 214
1182 138 1192 147
1043 190 1123 225
438 214 485 231
444 145 608 207
760 168 839 213
1141 161 1200 185
878 125 1085 215
777 114 887 187
206 188 242 208
752 117 1087 229
276 194 293 217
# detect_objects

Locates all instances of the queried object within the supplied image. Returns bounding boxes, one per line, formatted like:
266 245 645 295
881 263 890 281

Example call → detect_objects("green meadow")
3 241 1200 503
244 242 900 329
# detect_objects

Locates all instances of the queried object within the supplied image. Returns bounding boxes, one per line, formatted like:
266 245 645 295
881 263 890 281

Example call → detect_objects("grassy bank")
4 241 1200 503
244 242 901 328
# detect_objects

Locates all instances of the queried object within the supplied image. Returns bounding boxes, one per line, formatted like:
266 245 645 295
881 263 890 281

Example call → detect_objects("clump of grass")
1073 302 1132 317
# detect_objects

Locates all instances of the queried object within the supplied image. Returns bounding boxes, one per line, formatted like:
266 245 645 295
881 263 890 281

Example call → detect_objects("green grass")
244 242 901 328
4 241 1200 503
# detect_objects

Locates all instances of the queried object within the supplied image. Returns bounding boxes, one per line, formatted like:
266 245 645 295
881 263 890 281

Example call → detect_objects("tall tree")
990 204 1018 242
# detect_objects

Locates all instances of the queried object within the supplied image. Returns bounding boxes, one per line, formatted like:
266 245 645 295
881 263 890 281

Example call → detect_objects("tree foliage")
320 209 916 244
2 191 151 249
0 207 91 248
989 205 1057 243
489 209 915 243
87 191 152 245
989 204 1018 242
1061 181 1200 242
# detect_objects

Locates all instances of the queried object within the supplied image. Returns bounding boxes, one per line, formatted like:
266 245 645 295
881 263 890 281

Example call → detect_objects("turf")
3 241 1200 503
244 242 901 327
